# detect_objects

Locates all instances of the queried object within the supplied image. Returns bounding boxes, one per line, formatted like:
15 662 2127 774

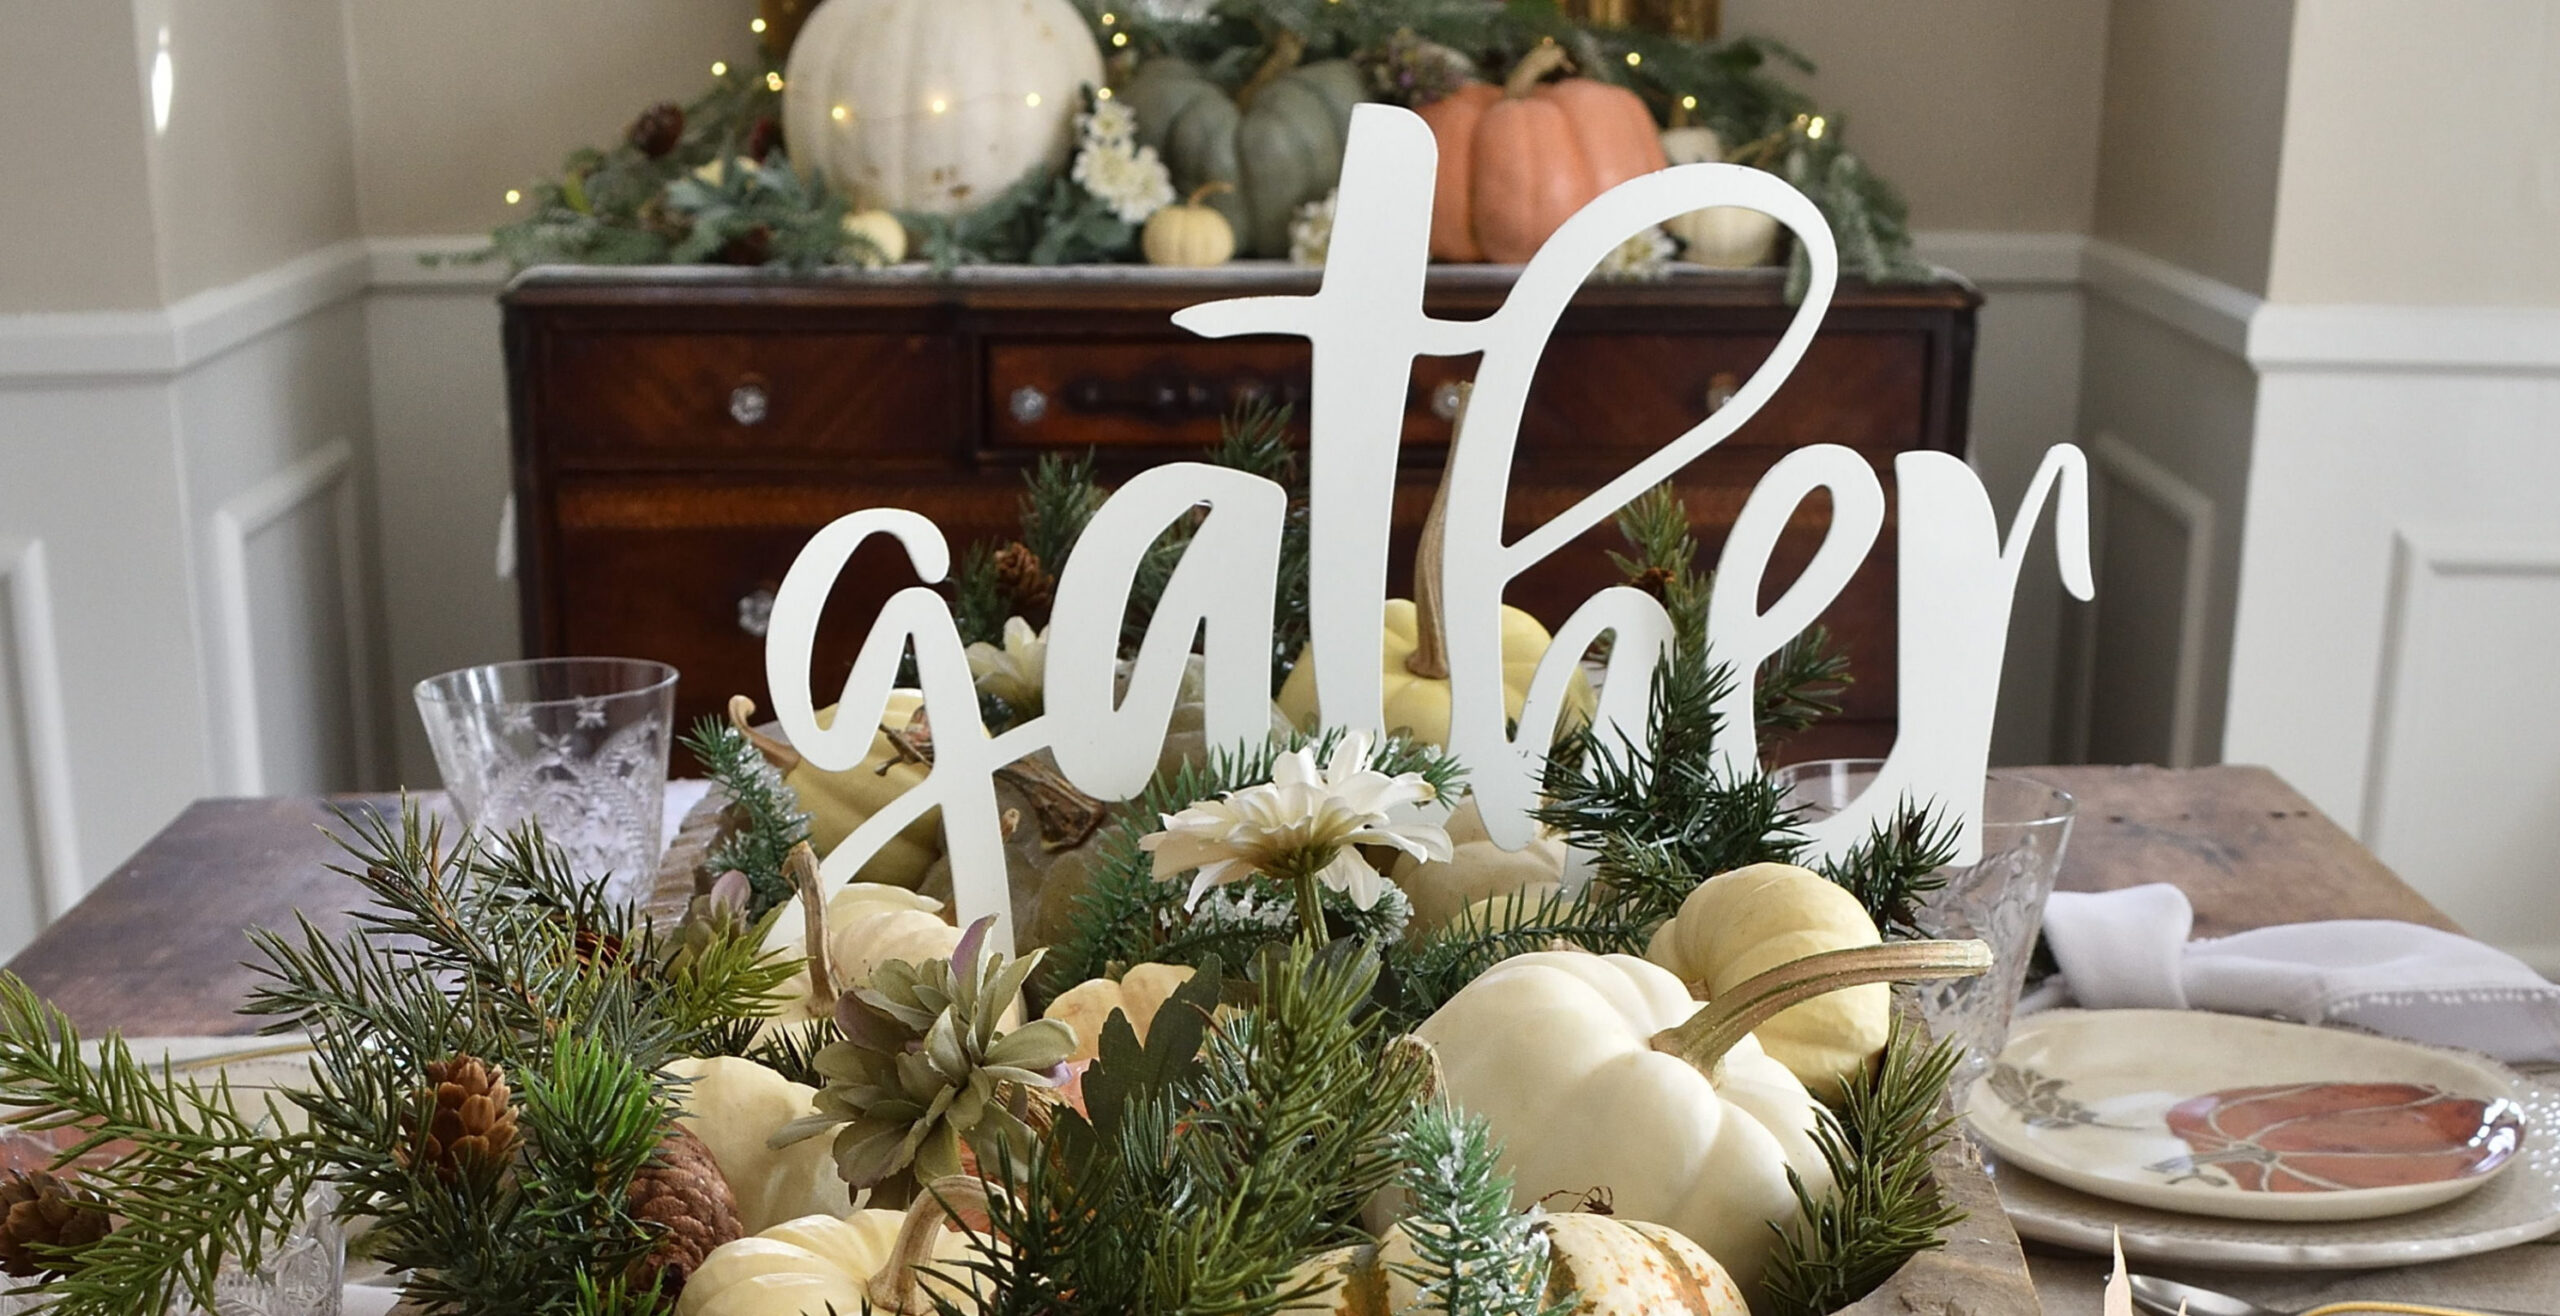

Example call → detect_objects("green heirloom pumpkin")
1123 43 1366 257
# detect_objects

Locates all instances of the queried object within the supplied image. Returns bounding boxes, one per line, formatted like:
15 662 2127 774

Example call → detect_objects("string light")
1624 51 1642 67
1096 86 1114 101
1680 94 1697 110
504 188 523 205
1807 115 1827 140
766 71 785 91
711 60 728 76
1025 92 1043 107
929 96 949 114
1099 10 1115 23
831 104 850 122
750 16 766 32
1112 31 1129 46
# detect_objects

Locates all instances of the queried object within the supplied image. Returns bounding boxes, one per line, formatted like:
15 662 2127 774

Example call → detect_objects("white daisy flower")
965 617 1047 714
1140 732 1451 911
1079 100 1139 149
1595 224 1676 282
1289 189 1338 267
1072 140 1176 224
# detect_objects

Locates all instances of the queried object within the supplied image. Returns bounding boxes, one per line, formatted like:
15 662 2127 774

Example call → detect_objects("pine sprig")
1816 802 1961 936
1389 1105 1574 1316
1761 1020 1967 1316
1384 885 1652 1030
679 715 814 919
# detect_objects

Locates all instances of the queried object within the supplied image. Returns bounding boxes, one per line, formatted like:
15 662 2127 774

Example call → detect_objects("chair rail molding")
206 439 381 796
0 242 370 383
0 538 84 919
2070 433 2218 769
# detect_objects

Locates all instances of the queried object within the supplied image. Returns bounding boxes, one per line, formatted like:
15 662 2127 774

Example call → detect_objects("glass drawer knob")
1431 380 1468 420
1011 385 1051 425
729 382 770 427
737 588 776 637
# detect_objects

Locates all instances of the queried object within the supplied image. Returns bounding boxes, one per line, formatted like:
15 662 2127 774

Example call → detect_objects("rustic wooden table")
7 764 2525 1313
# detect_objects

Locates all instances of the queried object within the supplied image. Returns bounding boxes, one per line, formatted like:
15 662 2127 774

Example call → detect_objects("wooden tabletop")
3 763 2454 1037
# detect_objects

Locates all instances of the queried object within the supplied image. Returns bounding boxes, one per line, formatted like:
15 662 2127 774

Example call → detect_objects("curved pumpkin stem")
787 841 835 1014
1236 28 1308 111
1650 939 1992 1080
1404 381 1473 681
868 1174 998 1314
1504 41 1574 99
726 694 802 774
1184 180 1237 208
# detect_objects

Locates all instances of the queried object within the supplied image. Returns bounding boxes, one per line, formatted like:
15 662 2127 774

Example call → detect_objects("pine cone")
0 1170 110 1278
1632 564 1676 601
992 541 1053 616
627 101 685 158
717 225 775 267
407 1055 519 1181
626 1126 743 1295
744 115 783 163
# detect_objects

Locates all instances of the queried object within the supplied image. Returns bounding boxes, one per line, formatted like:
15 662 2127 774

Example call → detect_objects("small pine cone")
627 101 685 158
1632 564 1676 601
626 1126 743 1296
992 541 1053 615
0 1170 111 1278
408 1056 519 1181
744 115 783 163
717 225 775 266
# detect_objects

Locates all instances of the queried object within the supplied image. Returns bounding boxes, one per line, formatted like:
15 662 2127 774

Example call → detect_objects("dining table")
8 762 2554 1314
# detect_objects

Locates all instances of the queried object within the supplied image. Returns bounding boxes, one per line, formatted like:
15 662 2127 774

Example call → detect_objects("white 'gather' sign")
765 105 2094 953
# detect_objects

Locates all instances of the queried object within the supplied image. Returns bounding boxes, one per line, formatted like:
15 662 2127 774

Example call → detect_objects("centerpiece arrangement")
475 0 1927 296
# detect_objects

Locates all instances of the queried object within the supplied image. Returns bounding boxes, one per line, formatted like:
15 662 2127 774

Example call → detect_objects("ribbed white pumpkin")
782 0 1105 214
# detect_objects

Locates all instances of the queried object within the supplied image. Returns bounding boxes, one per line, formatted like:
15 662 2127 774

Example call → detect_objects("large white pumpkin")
783 0 1105 215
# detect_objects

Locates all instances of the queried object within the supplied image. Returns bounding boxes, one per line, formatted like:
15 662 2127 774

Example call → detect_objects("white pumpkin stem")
1650 940 1992 1077
1404 380 1473 682
868 1173 998 1314
788 841 836 1014
726 694 802 774
1505 42 1574 98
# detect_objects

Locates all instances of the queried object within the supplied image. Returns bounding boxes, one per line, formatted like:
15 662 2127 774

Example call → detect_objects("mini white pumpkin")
783 0 1105 215
1657 125 1782 268
1386 796 1565 934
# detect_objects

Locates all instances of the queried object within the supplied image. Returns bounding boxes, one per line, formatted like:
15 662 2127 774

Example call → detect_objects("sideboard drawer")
541 331 961 463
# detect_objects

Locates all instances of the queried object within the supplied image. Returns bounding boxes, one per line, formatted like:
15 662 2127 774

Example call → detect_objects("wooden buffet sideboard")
501 266 1979 757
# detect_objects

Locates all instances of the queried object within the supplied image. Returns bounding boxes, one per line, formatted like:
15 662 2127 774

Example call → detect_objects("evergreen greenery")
1390 1106 1575 1316
0 803 798 1316
678 715 815 920
1762 1021 1968 1316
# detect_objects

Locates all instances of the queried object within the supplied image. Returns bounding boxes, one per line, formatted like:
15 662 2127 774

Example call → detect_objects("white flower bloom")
1594 224 1676 281
1140 732 1451 911
1072 140 1176 224
965 617 1047 713
1288 189 1338 267
1079 100 1139 149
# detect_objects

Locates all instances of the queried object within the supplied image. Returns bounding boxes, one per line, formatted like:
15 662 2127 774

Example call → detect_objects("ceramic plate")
1968 1011 2525 1222
1988 1060 2560 1269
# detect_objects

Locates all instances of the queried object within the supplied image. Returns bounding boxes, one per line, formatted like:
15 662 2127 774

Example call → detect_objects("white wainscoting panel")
207 439 379 796
0 538 83 932
2360 528 2560 971
2073 434 2217 768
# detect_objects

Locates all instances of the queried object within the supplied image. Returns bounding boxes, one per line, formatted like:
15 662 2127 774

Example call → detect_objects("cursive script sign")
764 105 2094 952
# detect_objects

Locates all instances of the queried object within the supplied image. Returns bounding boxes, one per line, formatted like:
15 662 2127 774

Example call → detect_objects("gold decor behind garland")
1565 0 1721 40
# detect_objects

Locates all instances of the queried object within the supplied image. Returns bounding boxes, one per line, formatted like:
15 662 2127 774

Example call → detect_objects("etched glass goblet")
1771 759 2078 1093
415 658 677 908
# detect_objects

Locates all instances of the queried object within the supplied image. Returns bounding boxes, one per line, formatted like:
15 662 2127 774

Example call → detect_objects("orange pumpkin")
1418 44 1668 264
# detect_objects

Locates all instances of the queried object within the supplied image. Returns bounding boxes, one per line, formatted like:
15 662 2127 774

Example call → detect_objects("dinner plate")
1987 1057 2560 1269
1968 1011 2524 1222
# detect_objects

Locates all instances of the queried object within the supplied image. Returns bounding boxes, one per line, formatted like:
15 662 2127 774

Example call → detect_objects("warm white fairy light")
1625 51 1642 67
711 60 728 77
1096 86 1114 101
929 96 949 114
1099 10 1116 22
1807 115 1828 140
1680 94 1698 110
1112 31 1129 46
766 71 785 91
504 188 522 205
1025 92 1043 108
831 104 850 122
750 16 767 32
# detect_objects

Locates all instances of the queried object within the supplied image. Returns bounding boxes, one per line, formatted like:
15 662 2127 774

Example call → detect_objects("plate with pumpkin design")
1966 1010 2527 1222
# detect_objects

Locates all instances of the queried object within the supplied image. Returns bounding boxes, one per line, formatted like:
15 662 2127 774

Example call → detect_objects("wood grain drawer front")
541 332 960 463
985 332 1924 456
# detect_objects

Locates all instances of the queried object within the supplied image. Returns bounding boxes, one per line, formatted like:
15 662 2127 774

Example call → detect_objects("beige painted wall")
0 3 163 312
1718 0 2110 232
2091 0 2295 295
2267 0 2560 305
135 0 362 301
346 1 761 237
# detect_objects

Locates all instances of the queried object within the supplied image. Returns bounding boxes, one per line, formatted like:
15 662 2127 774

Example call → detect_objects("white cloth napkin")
2036 883 2560 1064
